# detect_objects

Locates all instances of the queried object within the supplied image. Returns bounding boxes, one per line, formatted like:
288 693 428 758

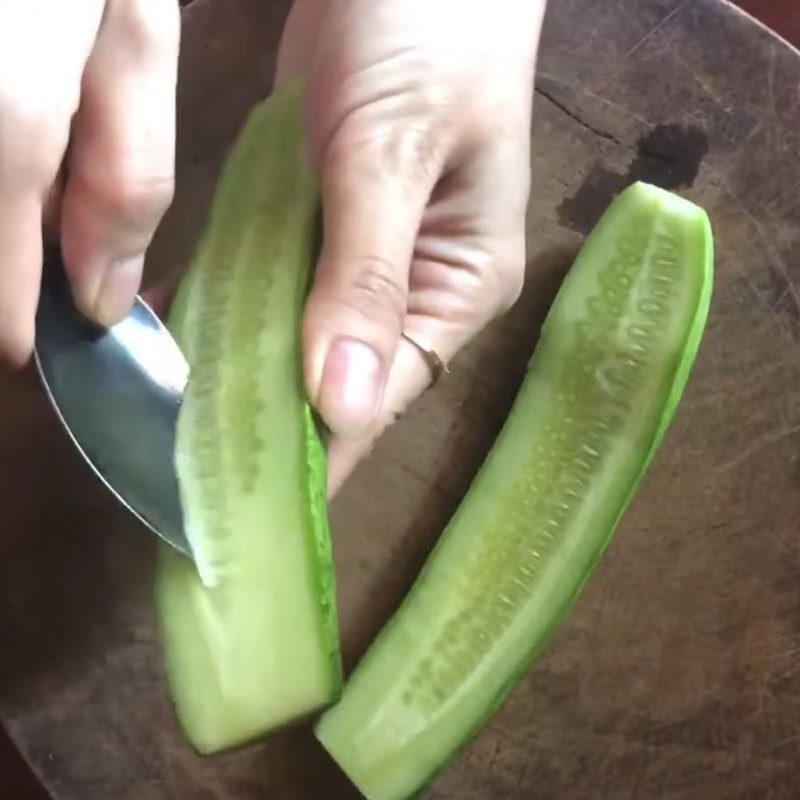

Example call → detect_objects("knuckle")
380 126 445 188
343 257 408 322
397 130 444 187
100 172 175 226
324 108 448 192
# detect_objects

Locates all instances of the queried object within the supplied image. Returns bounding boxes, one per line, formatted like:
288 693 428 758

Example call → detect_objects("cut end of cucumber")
314 181 714 800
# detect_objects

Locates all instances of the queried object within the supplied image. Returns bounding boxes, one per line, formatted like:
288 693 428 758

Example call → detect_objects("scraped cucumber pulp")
316 182 713 800
156 81 341 754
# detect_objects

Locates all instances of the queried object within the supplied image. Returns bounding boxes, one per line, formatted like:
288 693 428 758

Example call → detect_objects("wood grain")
3 0 800 798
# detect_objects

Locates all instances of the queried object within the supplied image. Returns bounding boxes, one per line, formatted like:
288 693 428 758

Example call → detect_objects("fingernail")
319 337 384 437
89 255 144 327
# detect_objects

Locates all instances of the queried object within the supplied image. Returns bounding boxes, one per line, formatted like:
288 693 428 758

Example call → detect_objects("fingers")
0 3 102 365
0 197 48 366
326 140 530 496
326 329 445 496
0 129 67 365
60 0 180 327
304 136 442 438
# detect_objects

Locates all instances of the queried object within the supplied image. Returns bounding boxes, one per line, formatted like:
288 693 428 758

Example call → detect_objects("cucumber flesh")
156 81 341 755
315 182 714 800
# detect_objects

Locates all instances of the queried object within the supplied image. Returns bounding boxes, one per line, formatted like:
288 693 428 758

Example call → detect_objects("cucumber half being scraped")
156 81 341 754
316 182 713 800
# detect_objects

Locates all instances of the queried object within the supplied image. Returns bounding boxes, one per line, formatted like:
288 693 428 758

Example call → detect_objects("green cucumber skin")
304 403 345 696
315 182 714 800
157 80 341 754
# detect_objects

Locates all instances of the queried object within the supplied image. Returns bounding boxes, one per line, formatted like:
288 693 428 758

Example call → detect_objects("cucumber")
155 81 341 754
315 182 713 800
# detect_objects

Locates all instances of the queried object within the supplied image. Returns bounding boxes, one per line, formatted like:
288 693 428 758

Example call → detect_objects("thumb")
305 145 435 437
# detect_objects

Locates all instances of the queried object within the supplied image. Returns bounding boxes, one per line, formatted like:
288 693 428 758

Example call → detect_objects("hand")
0 0 179 365
276 0 546 495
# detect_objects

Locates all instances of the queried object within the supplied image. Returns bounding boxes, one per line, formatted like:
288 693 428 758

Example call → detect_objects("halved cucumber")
156 81 341 754
315 182 713 800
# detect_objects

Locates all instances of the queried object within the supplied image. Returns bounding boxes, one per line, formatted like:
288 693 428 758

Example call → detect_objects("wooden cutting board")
3 1 800 797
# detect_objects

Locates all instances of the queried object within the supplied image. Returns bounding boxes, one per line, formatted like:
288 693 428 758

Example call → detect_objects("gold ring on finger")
400 332 449 386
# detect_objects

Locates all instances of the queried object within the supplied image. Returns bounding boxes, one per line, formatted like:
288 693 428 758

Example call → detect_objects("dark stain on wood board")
558 124 710 234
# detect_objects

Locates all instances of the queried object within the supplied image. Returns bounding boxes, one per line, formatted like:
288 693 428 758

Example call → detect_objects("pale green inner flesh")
156 83 339 755
316 183 712 800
